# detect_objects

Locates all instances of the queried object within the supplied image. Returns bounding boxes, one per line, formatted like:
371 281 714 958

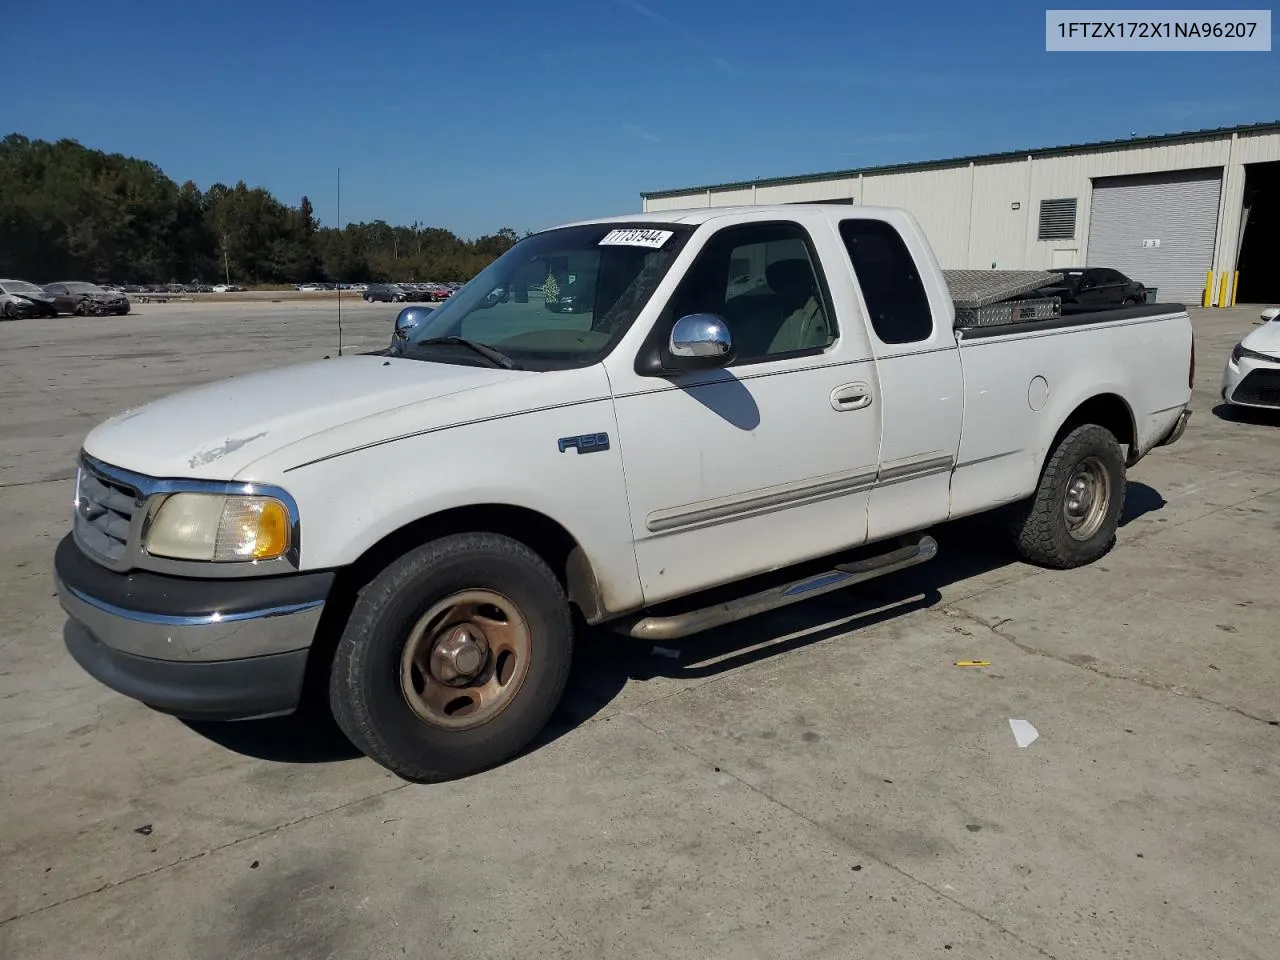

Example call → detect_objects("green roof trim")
640 120 1280 200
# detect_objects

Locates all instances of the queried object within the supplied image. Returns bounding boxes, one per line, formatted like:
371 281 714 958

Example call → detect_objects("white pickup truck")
55 204 1194 781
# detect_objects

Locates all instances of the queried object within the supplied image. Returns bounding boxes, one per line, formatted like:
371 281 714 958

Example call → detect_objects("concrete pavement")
1 300 1277 959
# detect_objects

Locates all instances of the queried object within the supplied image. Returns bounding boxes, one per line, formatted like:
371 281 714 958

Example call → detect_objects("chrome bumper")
55 574 325 662
53 533 333 720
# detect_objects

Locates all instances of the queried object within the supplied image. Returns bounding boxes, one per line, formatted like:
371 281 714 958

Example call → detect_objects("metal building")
641 121 1280 304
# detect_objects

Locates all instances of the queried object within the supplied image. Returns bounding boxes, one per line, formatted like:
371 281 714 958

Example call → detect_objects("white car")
1221 308 1280 410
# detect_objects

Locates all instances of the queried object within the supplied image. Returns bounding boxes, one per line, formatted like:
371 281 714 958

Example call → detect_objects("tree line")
0 134 521 285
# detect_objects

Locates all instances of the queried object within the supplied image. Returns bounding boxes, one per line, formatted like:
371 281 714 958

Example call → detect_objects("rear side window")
838 220 933 344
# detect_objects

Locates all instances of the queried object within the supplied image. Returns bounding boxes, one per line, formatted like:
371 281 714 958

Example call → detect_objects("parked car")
43 282 130 316
54 204 1193 783
1036 268 1148 309
365 283 407 303
1221 307 1280 410
0 279 60 319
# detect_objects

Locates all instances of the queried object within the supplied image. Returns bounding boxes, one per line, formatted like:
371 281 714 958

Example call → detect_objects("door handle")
831 383 872 411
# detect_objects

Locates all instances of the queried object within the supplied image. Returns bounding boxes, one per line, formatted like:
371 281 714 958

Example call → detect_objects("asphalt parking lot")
1 299 1278 960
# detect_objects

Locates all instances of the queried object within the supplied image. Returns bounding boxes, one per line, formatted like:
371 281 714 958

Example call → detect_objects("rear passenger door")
836 218 964 540
606 218 884 604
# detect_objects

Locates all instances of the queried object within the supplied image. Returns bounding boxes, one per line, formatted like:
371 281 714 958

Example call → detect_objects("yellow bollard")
1218 272 1230 308
1203 271 1214 307
1231 271 1240 307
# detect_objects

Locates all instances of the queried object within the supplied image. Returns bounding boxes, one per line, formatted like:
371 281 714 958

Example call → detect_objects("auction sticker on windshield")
599 228 674 248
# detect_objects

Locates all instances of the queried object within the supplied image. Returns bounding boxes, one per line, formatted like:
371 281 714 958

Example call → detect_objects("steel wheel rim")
1063 455 1110 541
399 589 532 731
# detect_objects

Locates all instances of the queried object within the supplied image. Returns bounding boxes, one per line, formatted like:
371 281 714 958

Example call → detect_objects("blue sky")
3 0 1276 237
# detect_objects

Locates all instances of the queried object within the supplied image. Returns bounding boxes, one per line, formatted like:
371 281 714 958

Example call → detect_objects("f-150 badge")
558 433 610 454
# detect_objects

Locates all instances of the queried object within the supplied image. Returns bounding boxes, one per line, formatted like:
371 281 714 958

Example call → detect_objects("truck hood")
1242 317 1280 357
82 355 526 480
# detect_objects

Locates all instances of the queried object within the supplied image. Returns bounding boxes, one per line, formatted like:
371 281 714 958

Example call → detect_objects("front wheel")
1007 423 1126 569
329 532 574 782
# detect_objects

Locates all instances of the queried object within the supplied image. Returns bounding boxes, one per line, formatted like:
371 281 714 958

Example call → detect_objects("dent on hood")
188 432 268 469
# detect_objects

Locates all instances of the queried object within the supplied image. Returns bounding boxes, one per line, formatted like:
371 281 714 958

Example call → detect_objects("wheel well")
1053 394 1136 460
302 505 591 704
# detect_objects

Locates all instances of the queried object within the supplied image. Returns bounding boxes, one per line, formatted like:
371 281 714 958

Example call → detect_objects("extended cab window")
665 222 835 365
838 220 933 344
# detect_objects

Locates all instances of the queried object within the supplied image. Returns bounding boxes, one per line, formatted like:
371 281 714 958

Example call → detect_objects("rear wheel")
329 532 573 782
1007 423 1126 569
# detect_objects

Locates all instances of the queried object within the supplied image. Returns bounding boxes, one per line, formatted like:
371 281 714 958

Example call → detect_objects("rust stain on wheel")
399 589 532 731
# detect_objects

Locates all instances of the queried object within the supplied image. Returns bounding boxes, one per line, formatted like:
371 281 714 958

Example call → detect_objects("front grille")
1234 369 1280 408
74 463 139 564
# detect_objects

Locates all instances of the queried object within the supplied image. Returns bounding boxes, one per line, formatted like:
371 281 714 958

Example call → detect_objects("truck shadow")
185 494 1169 768
182 703 363 764
539 513 1027 745
1120 481 1166 525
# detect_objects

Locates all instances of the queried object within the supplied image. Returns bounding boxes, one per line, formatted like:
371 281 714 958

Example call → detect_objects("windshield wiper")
409 337 522 370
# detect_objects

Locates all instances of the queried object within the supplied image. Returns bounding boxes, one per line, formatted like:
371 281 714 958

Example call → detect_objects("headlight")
145 493 291 562
1232 342 1275 365
11 296 31 305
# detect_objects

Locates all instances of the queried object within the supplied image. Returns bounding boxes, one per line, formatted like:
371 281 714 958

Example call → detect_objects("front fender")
277 397 644 616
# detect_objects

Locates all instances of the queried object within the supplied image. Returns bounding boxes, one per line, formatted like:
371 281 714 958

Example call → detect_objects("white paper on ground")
1008 718 1039 748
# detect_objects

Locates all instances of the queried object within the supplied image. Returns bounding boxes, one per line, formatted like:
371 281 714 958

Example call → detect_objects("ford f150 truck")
55 205 1194 781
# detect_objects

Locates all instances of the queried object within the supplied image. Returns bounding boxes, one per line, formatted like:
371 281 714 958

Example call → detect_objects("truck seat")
726 259 831 359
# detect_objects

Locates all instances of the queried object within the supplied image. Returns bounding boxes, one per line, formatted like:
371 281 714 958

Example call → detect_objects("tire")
1 302 17 320
329 532 573 782
1007 423 1126 569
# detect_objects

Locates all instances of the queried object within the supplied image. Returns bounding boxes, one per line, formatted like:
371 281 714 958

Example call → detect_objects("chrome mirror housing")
669 313 733 362
394 306 432 341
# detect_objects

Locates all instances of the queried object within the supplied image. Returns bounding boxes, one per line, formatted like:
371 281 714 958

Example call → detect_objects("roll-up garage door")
1086 168 1222 302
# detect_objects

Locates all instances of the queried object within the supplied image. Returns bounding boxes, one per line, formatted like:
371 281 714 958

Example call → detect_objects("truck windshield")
398 223 693 370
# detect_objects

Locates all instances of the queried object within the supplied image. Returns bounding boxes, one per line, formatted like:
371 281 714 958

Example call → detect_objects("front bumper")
54 534 334 720
5 299 57 318
1222 356 1280 409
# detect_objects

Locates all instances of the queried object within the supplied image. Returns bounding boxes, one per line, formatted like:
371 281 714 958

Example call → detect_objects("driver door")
45 284 70 314
604 217 883 604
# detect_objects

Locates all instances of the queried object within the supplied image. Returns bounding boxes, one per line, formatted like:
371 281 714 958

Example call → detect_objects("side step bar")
616 534 938 641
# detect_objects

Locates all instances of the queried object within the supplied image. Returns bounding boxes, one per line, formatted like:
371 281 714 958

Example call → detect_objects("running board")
617 534 938 641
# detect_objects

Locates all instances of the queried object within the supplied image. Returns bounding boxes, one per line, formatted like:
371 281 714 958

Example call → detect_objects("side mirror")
394 306 432 341
669 313 735 367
